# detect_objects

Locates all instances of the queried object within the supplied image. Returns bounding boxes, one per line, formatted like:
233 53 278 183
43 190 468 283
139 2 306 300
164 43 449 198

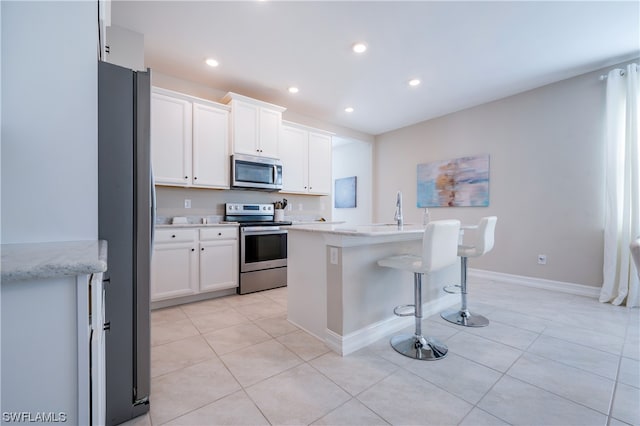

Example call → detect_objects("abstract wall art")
334 176 357 208
417 154 490 207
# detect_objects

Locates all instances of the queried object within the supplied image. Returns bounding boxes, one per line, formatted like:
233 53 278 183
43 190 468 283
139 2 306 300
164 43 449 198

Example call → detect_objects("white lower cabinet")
151 227 238 302
199 228 238 293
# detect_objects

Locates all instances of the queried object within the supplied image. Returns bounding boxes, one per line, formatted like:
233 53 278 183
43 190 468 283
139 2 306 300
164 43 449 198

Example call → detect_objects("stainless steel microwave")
231 154 283 191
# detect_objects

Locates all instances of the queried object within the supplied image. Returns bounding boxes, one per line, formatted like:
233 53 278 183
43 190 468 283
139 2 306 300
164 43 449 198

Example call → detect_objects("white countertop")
285 223 425 237
1 240 108 283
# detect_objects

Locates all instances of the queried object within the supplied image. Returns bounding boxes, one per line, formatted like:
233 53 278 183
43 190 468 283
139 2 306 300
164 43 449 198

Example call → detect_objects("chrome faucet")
394 191 404 227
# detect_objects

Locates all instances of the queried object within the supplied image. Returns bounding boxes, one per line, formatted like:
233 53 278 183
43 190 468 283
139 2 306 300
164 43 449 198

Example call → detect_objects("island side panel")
287 229 328 340
326 237 460 355
341 244 459 336
340 240 421 335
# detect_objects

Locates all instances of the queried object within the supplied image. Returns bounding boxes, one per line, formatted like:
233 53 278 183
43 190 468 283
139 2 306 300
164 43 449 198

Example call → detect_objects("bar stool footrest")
393 304 415 317
443 284 462 294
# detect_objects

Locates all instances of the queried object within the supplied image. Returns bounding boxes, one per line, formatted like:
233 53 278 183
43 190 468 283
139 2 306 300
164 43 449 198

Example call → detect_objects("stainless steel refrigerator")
98 60 152 425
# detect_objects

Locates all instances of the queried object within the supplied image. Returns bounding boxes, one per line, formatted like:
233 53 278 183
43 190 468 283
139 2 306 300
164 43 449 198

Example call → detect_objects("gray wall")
374 62 636 287
332 138 373 225
1 1 97 243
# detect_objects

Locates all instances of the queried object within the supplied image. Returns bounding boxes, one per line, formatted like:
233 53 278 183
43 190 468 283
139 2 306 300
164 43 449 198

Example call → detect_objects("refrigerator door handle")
151 166 156 248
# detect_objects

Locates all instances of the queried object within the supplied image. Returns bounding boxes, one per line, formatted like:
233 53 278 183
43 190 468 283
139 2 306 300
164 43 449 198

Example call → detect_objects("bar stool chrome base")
390 333 448 360
440 308 489 327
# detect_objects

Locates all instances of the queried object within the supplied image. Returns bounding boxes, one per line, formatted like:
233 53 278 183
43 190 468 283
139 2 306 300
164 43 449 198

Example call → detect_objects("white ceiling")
111 1 639 136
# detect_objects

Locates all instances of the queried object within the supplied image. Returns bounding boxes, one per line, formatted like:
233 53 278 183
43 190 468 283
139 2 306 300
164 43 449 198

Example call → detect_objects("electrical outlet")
330 247 339 265
184 199 191 209
537 254 547 265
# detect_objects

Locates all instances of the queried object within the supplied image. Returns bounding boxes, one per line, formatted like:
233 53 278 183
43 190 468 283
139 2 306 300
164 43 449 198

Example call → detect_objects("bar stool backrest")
468 216 498 257
422 220 461 272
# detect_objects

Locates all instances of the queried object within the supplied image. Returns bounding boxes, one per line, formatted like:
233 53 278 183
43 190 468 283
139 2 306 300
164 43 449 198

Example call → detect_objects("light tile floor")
124 279 639 426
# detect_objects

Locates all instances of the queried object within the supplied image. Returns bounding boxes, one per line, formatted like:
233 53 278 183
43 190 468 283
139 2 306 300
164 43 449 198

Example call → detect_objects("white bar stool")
377 220 461 360
441 216 497 327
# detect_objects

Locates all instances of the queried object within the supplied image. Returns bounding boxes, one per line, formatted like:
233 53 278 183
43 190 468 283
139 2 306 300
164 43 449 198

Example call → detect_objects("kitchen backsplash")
155 186 331 224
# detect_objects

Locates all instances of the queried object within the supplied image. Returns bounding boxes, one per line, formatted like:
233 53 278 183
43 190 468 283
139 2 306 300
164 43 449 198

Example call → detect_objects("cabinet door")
151 93 192 186
308 132 332 195
199 240 238 292
192 102 229 188
151 242 198 301
230 100 259 155
259 108 281 158
280 125 308 193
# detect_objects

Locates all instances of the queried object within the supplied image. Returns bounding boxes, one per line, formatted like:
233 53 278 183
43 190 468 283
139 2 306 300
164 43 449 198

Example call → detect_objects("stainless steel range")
225 203 291 294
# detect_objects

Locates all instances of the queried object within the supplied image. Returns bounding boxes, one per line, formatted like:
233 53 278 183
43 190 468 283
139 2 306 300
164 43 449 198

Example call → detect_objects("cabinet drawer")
200 227 238 241
154 228 197 243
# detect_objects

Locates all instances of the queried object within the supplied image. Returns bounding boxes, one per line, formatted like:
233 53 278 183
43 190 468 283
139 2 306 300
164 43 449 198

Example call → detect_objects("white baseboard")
468 268 601 299
324 293 458 356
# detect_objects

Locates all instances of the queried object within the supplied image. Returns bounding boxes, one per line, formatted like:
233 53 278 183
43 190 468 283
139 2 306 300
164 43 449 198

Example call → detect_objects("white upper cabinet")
280 125 308 193
151 88 230 189
280 121 333 195
307 131 332 195
222 92 286 159
192 102 229 188
151 92 192 186
258 107 282 158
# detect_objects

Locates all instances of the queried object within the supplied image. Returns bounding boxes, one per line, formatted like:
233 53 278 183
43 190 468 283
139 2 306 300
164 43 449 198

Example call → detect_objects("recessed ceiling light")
205 58 219 67
408 78 421 87
345 107 354 113
288 86 299 94
352 43 367 54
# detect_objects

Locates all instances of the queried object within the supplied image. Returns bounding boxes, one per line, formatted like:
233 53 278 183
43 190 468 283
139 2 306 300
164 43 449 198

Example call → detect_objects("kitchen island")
286 224 459 355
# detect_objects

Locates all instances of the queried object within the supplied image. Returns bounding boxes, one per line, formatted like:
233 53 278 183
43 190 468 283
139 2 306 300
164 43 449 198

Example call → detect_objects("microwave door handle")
273 164 278 183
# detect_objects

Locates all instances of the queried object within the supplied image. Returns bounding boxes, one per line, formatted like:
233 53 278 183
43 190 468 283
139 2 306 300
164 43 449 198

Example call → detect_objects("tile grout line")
154 297 292 425
498 324 619 420
454 321 547 426
605 305 632 426
304 348 400 425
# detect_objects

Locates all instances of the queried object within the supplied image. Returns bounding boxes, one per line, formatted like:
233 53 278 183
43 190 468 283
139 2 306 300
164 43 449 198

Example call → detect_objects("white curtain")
600 63 640 307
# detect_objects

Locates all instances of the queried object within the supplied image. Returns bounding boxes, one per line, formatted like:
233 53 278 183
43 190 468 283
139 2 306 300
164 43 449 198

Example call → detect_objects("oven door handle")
242 229 288 236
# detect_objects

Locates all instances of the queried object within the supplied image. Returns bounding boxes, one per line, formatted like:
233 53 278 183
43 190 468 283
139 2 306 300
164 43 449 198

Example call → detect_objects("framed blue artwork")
335 176 357 208
417 154 489 207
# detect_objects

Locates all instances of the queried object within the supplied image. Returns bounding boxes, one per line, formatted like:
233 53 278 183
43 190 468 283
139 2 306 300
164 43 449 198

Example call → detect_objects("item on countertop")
172 216 188 224
274 199 288 210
